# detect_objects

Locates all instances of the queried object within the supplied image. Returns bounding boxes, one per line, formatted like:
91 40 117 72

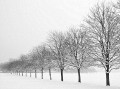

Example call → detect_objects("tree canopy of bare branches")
86 3 120 86
48 31 68 81
66 28 92 82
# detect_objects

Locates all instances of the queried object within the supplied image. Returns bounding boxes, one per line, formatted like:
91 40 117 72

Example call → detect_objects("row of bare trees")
1 1 120 86
1 46 55 80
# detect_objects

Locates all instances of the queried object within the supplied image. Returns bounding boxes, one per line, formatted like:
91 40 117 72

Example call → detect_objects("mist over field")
0 0 120 89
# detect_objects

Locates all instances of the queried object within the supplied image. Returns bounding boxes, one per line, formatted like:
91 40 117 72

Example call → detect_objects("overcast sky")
0 0 115 63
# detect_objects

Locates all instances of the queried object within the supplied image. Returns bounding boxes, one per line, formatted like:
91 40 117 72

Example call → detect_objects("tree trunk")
41 67 43 79
22 71 23 76
60 68 63 81
106 56 110 86
106 72 110 86
30 71 31 77
16 71 18 75
49 68 52 80
77 68 81 83
26 71 27 77
35 69 37 78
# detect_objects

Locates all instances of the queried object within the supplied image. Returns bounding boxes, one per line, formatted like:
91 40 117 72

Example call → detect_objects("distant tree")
19 54 29 76
86 3 120 86
34 45 47 79
44 46 56 80
48 31 68 81
1 58 27 76
2 59 18 73
24 59 34 77
29 52 39 78
0 63 8 72
23 60 31 77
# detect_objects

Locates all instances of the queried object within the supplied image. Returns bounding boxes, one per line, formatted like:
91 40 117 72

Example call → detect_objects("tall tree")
66 28 91 83
86 3 120 86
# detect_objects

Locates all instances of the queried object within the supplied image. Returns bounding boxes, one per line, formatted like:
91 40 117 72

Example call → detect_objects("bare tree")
2 57 28 76
24 60 34 77
35 45 47 79
86 3 120 86
19 54 28 76
48 31 67 81
66 28 91 83
44 46 56 80
4 59 20 74
23 60 32 77
29 51 39 78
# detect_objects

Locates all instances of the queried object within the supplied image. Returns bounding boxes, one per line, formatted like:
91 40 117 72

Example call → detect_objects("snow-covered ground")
0 72 120 89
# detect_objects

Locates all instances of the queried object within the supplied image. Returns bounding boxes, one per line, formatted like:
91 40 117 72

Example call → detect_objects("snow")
0 72 120 89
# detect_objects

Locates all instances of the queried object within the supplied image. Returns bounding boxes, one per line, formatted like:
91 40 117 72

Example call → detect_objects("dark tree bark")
35 69 37 78
30 71 31 77
106 72 110 86
22 71 23 76
49 68 52 80
106 58 110 86
26 71 27 77
60 68 64 81
105 50 110 86
77 68 81 83
19 71 20 76
41 67 43 79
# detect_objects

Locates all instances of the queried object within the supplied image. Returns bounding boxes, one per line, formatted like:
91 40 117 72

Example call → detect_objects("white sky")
0 0 116 63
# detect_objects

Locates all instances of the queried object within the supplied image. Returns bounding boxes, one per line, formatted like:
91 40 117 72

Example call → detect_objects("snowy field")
0 72 120 89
